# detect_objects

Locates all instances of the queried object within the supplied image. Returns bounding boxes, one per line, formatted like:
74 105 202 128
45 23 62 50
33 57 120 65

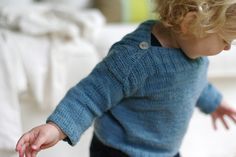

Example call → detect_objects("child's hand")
15 122 66 157
211 99 236 130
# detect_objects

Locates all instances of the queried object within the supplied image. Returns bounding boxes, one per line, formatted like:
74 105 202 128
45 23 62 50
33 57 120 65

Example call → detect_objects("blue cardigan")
47 20 222 157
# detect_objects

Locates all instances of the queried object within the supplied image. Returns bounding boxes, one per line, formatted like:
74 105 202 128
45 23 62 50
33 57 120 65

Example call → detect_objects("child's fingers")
16 133 31 157
20 142 29 157
211 116 217 130
20 141 39 157
31 150 38 157
220 116 229 130
16 134 28 151
31 132 47 151
25 146 32 157
228 114 236 124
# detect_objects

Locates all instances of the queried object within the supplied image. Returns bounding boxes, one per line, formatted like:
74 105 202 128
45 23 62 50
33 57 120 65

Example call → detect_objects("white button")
139 41 149 50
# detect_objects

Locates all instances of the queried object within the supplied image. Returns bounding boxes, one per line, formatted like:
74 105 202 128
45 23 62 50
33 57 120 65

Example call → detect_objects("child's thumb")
31 134 46 151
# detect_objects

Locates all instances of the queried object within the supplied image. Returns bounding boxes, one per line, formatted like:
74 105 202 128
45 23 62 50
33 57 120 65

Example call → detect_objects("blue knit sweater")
47 20 222 157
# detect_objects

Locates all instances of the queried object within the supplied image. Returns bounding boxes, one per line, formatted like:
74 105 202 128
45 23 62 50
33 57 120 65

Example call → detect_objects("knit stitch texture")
47 20 222 157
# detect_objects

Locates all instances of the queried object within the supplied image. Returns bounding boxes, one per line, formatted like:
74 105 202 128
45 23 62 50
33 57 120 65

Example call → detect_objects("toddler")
16 0 236 157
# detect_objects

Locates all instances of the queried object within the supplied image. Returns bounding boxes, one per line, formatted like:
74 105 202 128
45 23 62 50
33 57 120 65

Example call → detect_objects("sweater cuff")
46 103 83 146
196 83 223 114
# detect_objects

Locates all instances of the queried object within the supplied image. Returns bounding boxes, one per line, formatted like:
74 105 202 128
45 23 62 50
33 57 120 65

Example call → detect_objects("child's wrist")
47 122 67 140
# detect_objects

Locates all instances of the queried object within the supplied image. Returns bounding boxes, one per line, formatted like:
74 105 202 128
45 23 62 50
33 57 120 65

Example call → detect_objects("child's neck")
152 22 199 59
152 22 179 48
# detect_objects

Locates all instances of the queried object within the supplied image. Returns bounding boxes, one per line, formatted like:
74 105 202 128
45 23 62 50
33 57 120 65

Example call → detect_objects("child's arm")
196 83 236 129
45 47 149 146
16 46 148 156
211 99 236 130
15 122 66 157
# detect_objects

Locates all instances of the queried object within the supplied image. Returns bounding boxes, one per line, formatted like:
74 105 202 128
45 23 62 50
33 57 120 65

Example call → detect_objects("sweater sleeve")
46 46 149 146
196 83 223 114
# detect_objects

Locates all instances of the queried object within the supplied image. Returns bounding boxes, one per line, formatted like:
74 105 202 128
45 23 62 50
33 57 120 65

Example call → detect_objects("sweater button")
139 41 149 50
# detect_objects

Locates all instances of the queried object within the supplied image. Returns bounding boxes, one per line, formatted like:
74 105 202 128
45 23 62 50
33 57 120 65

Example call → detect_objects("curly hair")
155 0 236 42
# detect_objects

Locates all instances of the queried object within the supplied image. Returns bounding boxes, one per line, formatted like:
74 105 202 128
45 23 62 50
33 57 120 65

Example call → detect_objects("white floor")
1 78 236 157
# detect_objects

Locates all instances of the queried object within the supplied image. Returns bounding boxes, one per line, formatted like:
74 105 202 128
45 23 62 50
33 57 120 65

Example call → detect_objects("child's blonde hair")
155 0 236 43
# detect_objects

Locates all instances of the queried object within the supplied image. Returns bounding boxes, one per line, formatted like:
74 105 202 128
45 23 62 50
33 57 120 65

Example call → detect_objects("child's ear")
180 12 197 34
